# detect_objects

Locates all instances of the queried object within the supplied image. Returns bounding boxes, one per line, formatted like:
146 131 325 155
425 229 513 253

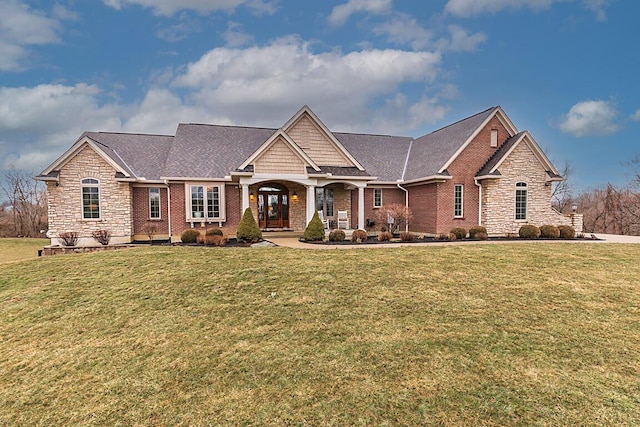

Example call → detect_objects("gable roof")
239 129 321 172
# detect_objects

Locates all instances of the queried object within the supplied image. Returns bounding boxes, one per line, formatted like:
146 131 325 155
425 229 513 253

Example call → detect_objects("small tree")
373 203 412 234
91 229 112 245
237 207 262 242
304 211 326 241
144 221 157 242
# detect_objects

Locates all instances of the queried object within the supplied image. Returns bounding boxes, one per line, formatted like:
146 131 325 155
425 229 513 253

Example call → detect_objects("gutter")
396 182 409 233
164 179 172 242
474 178 482 226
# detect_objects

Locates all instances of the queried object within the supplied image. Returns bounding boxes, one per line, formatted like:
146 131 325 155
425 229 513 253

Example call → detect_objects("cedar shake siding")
38 105 578 245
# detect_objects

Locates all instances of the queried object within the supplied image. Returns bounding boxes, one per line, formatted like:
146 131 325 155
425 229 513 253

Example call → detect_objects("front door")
258 185 289 229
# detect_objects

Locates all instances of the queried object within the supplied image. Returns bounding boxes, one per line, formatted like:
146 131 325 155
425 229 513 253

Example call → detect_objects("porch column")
241 184 249 213
306 185 315 225
358 186 365 230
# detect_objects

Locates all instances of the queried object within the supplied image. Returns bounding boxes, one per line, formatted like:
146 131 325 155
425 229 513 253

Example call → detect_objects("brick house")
37 105 580 245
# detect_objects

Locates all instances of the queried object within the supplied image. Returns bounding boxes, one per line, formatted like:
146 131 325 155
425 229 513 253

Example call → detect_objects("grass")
0 238 49 263
1 243 639 426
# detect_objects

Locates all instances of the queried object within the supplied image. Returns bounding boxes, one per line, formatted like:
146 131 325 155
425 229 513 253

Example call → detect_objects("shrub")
304 211 326 241
377 231 393 241
450 227 467 240
475 232 488 240
328 229 346 242
205 234 227 247
181 229 200 244
91 229 111 245
437 233 452 241
469 226 487 239
400 231 416 242
519 224 541 239
206 228 224 236
373 204 413 234
58 231 79 246
558 225 576 239
143 222 157 241
237 208 262 243
351 229 368 243
539 224 560 238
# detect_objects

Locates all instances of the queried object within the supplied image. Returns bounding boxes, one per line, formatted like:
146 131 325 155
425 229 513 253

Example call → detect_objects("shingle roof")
334 132 413 181
164 124 277 178
476 131 525 177
84 132 174 180
404 107 497 181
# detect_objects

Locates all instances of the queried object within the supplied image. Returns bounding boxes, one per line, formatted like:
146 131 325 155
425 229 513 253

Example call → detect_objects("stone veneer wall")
47 145 133 246
482 141 575 235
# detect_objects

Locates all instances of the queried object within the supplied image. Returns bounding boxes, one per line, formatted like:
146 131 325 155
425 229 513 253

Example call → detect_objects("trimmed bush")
518 224 541 239
469 226 487 239
181 229 200 244
205 234 227 246
328 229 346 242
475 232 488 240
450 227 467 240
539 224 560 238
304 211 326 241
58 231 79 246
558 225 576 239
206 228 224 236
351 229 368 243
400 232 416 242
377 231 393 241
237 208 262 243
91 229 111 245
436 233 452 241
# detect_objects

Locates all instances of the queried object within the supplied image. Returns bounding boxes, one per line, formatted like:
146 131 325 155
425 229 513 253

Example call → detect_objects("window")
490 129 498 147
189 184 223 220
315 187 334 217
149 188 160 219
454 184 464 218
515 182 528 220
373 189 382 208
81 178 100 219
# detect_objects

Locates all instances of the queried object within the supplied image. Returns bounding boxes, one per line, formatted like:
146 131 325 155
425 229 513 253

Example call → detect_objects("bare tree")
0 166 48 237
551 161 574 213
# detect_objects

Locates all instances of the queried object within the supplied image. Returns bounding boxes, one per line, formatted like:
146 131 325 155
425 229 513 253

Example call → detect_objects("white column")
306 185 315 225
358 186 365 230
241 184 249 213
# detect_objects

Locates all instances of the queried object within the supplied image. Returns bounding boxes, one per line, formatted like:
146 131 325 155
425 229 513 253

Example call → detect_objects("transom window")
188 184 223 220
81 178 100 219
515 182 528 220
316 187 334 217
454 184 464 218
373 188 383 208
149 188 160 219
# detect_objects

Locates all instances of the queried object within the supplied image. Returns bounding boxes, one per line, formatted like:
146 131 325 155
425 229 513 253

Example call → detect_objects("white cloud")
436 25 487 52
372 13 433 50
631 110 640 122
103 0 278 16
328 0 392 26
444 0 610 19
222 22 254 47
558 100 620 137
0 0 65 71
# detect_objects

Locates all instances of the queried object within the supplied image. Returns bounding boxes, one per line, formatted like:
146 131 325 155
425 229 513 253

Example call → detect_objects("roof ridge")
422 106 498 137
89 131 174 137
179 123 277 131
333 131 412 138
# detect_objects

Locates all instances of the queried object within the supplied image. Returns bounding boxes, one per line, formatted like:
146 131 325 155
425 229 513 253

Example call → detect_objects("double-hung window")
454 184 464 218
81 178 100 219
515 182 528 220
315 187 334 217
373 188 382 208
149 188 160 219
188 184 224 220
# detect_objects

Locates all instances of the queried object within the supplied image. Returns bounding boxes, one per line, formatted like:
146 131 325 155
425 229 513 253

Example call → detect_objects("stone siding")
47 145 132 246
482 141 575 235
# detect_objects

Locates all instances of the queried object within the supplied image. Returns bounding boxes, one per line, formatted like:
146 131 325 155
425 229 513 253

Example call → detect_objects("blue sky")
1 0 637 191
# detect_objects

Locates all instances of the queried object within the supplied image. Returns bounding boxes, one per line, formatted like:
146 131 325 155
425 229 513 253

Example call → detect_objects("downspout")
164 180 172 242
474 178 482 226
397 182 409 233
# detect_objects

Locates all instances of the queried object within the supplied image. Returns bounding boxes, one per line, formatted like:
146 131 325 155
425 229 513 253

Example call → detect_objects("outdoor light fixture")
571 202 578 212
249 192 255 200
292 191 298 201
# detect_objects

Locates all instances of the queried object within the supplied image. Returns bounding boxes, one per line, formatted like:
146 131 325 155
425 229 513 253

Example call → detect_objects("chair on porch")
337 210 350 229
317 210 330 229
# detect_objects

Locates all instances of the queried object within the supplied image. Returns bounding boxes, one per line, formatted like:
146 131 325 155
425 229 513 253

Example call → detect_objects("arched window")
81 178 100 219
515 182 527 220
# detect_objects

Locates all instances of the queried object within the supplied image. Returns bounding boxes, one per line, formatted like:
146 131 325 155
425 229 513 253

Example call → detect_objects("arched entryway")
258 183 289 229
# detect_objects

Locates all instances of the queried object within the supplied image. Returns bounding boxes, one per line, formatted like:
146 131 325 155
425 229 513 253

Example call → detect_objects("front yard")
1 243 639 425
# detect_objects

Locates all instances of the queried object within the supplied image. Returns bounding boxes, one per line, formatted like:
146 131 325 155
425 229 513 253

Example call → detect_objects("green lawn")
0 238 49 264
1 244 639 426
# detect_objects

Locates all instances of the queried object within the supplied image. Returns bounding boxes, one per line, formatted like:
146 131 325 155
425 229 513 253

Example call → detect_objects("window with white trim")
81 178 100 219
515 182 528 220
188 184 224 220
490 129 498 147
454 184 464 218
149 188 160 219
373 189 382 208
315 187 334 217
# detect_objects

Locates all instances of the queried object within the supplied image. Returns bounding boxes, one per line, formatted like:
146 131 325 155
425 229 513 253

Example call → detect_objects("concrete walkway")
264 233 640 249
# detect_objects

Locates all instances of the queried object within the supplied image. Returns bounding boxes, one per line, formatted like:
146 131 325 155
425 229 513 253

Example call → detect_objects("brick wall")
132 186 169 240
47 145 133 246
408 184 439 233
